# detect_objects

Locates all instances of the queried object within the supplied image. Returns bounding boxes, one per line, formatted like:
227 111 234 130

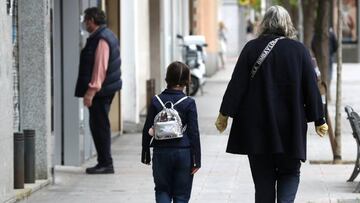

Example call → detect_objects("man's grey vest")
75 26 122 97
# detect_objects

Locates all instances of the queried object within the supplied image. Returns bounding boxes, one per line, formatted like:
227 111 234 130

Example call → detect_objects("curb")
309 160 356 164
307 198 360 203
5 179 51 203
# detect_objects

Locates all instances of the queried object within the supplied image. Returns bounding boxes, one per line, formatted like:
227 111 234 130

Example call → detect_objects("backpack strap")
155 95 188 108
155 95 166 108
173 96 188 106
174 96 188 132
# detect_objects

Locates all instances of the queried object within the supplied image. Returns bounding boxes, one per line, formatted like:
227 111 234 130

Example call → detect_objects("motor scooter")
177 34 207 96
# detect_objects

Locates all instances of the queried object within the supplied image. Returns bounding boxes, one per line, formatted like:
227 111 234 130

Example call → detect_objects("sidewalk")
19 60 360 203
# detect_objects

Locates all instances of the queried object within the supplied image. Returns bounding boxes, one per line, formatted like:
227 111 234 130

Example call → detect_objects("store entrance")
51 0 122 166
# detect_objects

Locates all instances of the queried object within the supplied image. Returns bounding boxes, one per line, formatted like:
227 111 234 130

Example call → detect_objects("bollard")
14 132 24 189
24 129 35 183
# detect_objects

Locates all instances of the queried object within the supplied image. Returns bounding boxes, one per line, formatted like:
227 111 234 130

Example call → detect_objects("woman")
215 6 328 203
218 21 227 69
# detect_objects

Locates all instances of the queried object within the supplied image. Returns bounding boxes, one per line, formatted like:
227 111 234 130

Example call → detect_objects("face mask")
81 21 88 33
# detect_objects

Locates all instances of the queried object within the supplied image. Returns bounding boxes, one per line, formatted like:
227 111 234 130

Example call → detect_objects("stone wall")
18 0 51 179
0 1 14 202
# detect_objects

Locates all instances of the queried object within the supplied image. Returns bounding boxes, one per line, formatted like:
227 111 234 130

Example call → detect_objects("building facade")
0 0 220 200
0 1 14 201
191 0 220 75
220 0 247 57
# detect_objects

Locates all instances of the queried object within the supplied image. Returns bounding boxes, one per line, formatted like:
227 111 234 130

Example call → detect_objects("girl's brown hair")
165 61 191 95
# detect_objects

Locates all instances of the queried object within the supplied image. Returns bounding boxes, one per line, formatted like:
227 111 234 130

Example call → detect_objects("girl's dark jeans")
152 148 194 203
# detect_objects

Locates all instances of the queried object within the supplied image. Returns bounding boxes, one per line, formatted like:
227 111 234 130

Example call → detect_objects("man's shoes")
85 164 114 174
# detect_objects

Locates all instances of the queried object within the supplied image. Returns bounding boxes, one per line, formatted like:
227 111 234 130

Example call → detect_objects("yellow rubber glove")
315 123 328 137
215 113 228 133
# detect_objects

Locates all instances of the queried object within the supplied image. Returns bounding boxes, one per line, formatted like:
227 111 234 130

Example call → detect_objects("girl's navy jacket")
142 89 201 168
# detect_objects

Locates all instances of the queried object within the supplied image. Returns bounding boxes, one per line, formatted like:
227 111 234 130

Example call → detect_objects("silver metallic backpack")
153 95 188 140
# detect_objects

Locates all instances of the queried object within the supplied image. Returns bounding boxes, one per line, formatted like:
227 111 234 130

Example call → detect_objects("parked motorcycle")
177 34 207 96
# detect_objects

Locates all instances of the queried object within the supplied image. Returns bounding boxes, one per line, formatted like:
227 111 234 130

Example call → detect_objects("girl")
141 61 201 203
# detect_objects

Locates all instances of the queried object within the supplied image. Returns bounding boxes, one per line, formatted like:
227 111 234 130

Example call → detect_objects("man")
311 27 338 100
75 7 122 174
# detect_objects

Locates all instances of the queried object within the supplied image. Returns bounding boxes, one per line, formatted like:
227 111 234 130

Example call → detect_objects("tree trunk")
278 0 299 29
313 0 330 85
298 0 304 43
313 0 341 162
334 0 343 164
302 0 318 50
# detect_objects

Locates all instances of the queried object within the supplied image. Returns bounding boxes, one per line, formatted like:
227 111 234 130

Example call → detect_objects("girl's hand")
141 148 151 165
148 127 154 136
191 167 200 175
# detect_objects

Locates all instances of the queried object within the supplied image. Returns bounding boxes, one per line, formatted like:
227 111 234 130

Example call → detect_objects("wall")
137 0 150 114
0 1 14 201
18 0 51 178
193 0 219 76
161 0 190 87
122 0 189 127
105 0 121 132
221 0 246 57
150 0 189 94
149 0 163 94
121 0 150 128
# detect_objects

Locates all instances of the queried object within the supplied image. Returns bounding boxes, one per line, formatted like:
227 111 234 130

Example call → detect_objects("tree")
313 1 330 84
312 0 342 163
334 0 343 164
302 0 318 49
273 0 300 28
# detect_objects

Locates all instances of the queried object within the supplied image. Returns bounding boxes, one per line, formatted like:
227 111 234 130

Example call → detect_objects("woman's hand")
215 113 228 133
315 123 328 137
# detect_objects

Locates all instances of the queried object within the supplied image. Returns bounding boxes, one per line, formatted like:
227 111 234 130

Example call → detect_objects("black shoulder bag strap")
250 37 285 80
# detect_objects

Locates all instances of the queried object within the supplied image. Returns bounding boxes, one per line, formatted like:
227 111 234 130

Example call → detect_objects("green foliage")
250 0 261 12
272 0 298 7
289 0 298 6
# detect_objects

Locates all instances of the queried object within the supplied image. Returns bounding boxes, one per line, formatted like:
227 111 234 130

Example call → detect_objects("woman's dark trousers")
88 94 115 167
248 154 301 203
152 148 194 203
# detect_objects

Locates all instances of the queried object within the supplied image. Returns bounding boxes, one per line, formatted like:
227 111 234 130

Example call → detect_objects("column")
196 0 220 76
149 0 164 93
18 0 51 179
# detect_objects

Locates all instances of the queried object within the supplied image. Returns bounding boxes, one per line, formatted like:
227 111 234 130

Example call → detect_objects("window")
334 0 358 43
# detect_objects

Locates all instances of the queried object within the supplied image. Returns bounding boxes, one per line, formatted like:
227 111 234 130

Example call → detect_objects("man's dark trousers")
89 94 115 167
248 154 301 203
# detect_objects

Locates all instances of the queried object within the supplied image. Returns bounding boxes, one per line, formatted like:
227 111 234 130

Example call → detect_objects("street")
19 59 360 203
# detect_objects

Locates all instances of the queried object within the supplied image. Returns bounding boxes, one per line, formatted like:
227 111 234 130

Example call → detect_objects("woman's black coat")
220 35 324 161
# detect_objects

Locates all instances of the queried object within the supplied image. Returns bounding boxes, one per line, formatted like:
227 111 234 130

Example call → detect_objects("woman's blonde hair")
257 5 297 39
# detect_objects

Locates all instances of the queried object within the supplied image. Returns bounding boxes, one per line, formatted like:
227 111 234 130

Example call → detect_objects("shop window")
334 0 358 43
